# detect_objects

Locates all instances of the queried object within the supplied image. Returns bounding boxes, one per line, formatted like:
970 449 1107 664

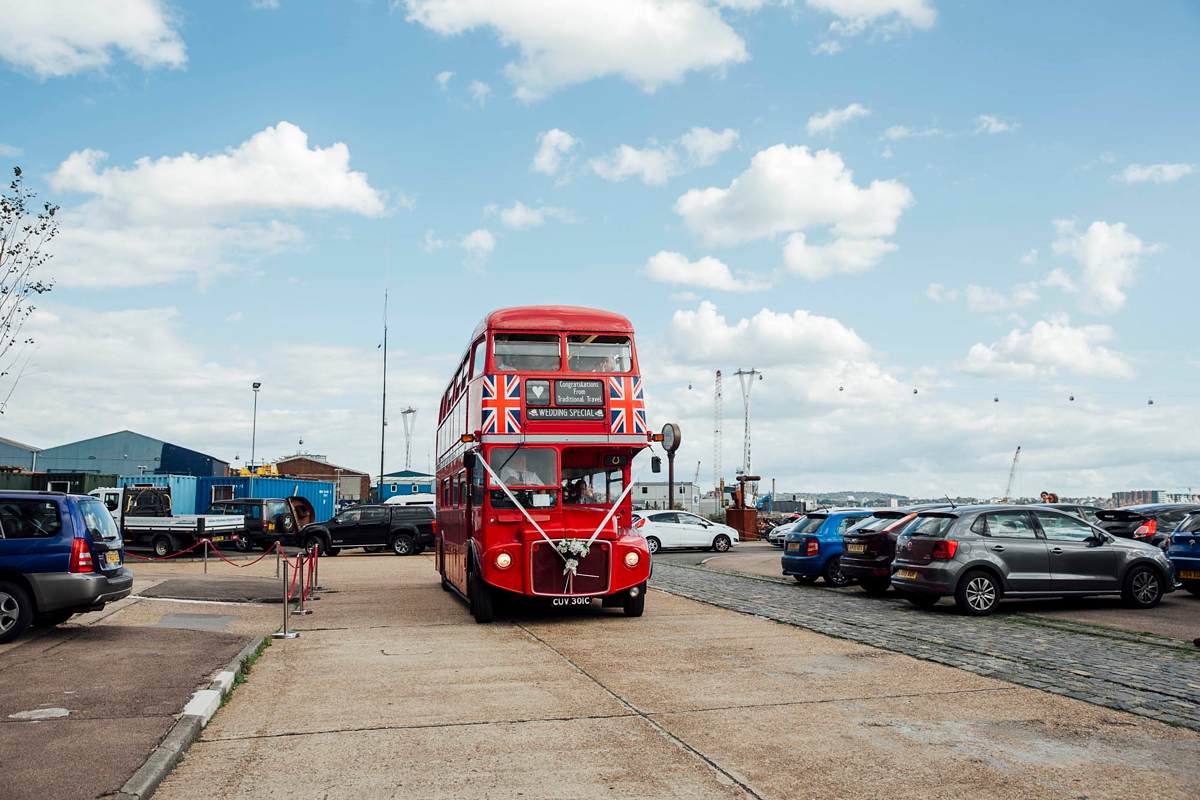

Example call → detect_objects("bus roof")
472 306 634 340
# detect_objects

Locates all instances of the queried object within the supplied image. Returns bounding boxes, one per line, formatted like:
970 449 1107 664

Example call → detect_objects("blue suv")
782 508 874 586
0 491 133 644
1167 511 1200 597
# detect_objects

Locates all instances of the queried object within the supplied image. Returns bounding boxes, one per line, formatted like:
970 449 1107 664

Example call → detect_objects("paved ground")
156 552 1200 799
667 541 1200 643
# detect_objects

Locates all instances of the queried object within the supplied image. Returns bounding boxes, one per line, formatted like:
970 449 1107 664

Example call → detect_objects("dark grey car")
891 505 1174 616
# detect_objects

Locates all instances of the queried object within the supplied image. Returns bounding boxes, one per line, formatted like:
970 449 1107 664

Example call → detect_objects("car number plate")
786 542 800 551
211 536 226 542
105 552 120 565
895 569 919 580
846 544 865 553
1179 569 1200 580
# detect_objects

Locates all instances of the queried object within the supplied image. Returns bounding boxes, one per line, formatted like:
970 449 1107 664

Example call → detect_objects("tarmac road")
155 551 1200 799
671 541 1200 643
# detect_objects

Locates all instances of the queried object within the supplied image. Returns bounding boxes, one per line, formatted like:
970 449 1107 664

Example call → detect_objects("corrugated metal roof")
0 435 40 452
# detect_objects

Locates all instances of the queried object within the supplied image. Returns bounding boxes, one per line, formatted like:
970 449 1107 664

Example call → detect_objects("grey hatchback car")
891 505 1174 616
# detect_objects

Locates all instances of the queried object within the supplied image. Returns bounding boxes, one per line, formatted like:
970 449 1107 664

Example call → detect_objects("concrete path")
157 553 1200 799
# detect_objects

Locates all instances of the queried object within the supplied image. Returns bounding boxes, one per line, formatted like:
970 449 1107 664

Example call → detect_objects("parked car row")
782 501 1188 616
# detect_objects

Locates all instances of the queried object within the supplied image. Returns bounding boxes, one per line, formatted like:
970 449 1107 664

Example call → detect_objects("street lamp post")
251 382 262 469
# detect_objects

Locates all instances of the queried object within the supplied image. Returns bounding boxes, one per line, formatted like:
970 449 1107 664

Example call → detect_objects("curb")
116 635 266 800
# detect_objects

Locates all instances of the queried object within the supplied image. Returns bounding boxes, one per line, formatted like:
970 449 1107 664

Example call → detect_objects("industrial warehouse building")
0 430 229 476
277 454 371 503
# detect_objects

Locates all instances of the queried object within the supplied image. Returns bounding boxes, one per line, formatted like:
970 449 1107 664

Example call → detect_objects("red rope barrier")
206 540 287 569
288 554 301 601
122 538 208 561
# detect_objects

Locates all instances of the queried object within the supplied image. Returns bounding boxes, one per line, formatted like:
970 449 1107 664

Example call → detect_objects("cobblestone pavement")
650 562 1200 730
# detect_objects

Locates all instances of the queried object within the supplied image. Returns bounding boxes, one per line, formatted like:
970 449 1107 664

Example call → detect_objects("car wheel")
646 537 660 555
0 581 33 644
363 546 383 553
1121 564 1164 609
623 583 646 617
1183 581 1200 598
280 514 296 534
793 574 819 584
955 570 1001 616
860 577 891 595
33 610 75 628
712 534 732 553
906 593 940 609
469 564 495 623
303 535 326 556
233 537 251 553
391 533 415 556
152 536 173 558
822 555 853 587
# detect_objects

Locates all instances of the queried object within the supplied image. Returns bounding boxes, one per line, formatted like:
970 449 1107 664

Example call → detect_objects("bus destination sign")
527 407 606 420
554 380 604 406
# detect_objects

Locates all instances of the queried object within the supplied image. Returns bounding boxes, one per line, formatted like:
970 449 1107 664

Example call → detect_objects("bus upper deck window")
493 334 561 371
567 335 632 373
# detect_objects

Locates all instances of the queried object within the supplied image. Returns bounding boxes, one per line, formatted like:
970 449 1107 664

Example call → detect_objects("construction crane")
713 370 722 492
1002 446 1021 502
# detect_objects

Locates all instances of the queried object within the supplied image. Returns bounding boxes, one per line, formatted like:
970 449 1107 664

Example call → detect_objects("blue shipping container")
195 476 335 522
118 474 199 515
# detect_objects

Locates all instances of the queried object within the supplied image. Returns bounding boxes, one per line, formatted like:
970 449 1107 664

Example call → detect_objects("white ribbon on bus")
471 449 654 564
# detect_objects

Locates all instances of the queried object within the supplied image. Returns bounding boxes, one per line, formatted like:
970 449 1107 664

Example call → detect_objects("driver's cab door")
327 508 362 548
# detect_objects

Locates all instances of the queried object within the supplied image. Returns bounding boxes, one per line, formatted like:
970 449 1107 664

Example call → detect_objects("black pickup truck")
297 504 435 556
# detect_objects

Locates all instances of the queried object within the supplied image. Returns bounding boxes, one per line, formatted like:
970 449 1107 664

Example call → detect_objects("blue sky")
1 0 1198 497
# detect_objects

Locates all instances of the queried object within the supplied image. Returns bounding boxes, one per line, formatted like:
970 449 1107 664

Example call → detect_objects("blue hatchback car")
0 491 133 644
782 508 874 586
1167 511 1200 597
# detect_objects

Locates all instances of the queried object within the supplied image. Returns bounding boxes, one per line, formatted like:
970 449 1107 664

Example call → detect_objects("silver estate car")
891 505 1174 616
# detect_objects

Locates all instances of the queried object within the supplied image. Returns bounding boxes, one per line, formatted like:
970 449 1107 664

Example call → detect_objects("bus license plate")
106 552 120 565
552 597 593 607
846 544 865 553
895 569 919 580
1179 569 1200 580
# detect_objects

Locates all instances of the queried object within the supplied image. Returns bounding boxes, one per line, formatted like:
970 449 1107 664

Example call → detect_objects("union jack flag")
481 374 522 434
608 376 646 435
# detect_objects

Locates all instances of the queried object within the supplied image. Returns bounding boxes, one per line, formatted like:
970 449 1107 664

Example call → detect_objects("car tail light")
1133 519 1156 539
70 538 94 573
431 520 438 535
634 517 646 529
931 539 958 560
806 539 819 556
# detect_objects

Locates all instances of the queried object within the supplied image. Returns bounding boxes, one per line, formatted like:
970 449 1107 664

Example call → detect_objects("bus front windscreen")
489 448 558 509
561 467 625 505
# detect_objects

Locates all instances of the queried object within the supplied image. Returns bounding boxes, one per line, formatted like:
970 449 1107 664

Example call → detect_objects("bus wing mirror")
651 456 662 474
463 451 478 471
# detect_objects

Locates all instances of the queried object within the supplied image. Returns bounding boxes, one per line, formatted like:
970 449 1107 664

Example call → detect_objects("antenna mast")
734 368 762 500
713 370 722 491
1003 445 1021 502
400 407 417 470
379 289 388 489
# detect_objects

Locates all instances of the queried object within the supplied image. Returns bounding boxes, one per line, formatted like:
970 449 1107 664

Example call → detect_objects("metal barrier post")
312 544 326 591
291 553 312 616
307 545 322 599
203 539 208 574
272 560 298 639
276 542 281 579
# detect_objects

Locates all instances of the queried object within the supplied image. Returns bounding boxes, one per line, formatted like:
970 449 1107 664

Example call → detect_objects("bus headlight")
623 551 640 568
494 551 513 570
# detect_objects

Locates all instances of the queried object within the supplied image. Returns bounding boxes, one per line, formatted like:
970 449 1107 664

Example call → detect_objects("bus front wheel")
470 567 495 624
623 583 646 617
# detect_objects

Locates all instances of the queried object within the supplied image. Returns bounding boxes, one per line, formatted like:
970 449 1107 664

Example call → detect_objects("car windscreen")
908 514 955 537
848 512 905 534
79 498 121 541
793 515 826 534
1179 514 1200 533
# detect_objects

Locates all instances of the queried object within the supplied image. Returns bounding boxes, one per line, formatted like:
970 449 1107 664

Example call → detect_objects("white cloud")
806 103 869 136
808 0 936 29
926 282 957 302
435 70 454 89
252 0 280 8
1019 248 1038 265
964 283 1039 313
812 40 842 56
532 128 578 176
589 126 738 186
461 228 495 269
959 316 1135 380
974 115 1020 135
46 122 387 288
642 251 768 293
0 143 22 157
667 301 872 365
1118 163 1193 184
495 200 572 230
880 124 941 141
674 144 912 279
400 0 750 102
1052 219 1157 314
468 79 492 105
421 229 449 252
0 0 186 78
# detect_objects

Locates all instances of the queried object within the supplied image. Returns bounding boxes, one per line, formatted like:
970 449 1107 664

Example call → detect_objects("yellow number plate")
846 544 865 553
1179 569 1200 580
786 542 801 551
105 551 120 565
895 569 919 580
211 536 226 542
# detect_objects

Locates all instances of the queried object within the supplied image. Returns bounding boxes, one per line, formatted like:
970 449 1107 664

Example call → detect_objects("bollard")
306 545 322 600
272 560 299 639
275 542 281 579
311 544 326 591
203 539 208 574
291 553 312 616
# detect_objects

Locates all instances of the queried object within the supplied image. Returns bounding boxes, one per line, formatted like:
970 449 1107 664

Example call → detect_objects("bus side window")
459 475 467 508
442 478 450 506
450 478 458 508
470 338 486 378
471 466 484 504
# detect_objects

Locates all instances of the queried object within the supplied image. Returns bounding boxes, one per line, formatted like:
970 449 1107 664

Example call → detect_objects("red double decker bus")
435 306 654 622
